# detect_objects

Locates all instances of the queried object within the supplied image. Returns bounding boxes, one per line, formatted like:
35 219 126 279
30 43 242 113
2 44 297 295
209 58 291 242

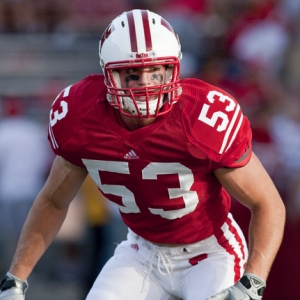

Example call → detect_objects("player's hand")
0 273 28 300
207 273 266 300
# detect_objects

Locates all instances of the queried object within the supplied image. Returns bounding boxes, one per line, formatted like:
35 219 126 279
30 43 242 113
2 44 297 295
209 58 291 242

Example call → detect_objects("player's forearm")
245 200 285 281
215 154 286 281
8 195 69 280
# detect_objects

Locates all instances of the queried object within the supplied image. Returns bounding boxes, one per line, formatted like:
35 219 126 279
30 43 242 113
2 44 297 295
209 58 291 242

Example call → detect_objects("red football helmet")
99 9 182 118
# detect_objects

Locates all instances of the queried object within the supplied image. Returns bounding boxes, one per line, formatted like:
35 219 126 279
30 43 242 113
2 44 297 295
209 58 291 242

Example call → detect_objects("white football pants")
86 213 248 300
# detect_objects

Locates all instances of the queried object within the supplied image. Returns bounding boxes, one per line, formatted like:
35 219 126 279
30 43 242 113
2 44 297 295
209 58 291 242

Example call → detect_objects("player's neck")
119 113 157 131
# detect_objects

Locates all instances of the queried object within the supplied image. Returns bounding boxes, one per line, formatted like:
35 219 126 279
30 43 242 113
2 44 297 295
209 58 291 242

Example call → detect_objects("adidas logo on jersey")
124 150 139 160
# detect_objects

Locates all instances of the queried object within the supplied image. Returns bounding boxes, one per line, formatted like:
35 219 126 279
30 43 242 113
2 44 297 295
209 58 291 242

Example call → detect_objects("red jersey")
48 74 252 244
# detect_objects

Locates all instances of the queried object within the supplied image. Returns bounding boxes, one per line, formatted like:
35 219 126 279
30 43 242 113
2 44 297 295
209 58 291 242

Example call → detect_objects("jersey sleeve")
47 79 86 165
184 82 252 169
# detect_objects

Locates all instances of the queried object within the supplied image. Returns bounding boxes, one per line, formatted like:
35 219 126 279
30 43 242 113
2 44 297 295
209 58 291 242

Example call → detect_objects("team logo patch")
99 23 114 52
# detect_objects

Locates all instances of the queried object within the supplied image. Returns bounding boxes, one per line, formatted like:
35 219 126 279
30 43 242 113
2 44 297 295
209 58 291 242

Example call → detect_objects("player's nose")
138 71 151 86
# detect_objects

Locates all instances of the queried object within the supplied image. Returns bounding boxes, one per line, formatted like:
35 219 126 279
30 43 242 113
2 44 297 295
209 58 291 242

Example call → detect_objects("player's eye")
151 66 160 72
126 68 138 74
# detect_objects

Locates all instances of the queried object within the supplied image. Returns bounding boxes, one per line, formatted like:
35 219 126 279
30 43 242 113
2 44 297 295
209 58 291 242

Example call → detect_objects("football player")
0 9 285 300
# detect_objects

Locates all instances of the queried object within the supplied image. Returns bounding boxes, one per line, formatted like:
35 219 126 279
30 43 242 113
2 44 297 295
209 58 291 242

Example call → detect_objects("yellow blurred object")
81 175 111 226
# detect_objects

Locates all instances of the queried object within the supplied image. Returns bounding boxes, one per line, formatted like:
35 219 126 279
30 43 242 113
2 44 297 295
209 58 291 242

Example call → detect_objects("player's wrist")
0 272 28 294
239 273 266 298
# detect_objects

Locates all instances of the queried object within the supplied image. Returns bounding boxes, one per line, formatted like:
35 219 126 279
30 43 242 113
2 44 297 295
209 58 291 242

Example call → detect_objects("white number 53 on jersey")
198 90 243 154
82 159 199 220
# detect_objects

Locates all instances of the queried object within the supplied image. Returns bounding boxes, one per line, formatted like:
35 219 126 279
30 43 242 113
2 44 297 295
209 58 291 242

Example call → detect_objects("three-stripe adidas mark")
124 150 139 159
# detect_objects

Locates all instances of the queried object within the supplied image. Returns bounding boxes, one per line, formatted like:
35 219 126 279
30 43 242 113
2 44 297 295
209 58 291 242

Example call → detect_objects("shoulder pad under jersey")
181 80 251 165
48 75 103 154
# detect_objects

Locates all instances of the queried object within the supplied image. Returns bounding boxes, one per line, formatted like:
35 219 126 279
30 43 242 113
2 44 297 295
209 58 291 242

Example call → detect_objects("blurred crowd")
0 0 300 299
